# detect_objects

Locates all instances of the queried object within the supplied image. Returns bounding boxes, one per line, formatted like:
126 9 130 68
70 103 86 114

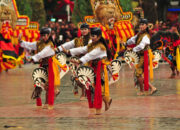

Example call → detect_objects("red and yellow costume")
0 22 22 72
70 36 110 114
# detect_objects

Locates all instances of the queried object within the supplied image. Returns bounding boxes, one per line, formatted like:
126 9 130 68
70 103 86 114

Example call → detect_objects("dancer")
56 23 92 100
19 27 60 109
126 19 157 96
64 27 112 115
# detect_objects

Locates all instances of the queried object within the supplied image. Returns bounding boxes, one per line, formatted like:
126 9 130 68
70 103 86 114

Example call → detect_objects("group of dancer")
19 23 113 114
1 16 180 115
17 16 173 115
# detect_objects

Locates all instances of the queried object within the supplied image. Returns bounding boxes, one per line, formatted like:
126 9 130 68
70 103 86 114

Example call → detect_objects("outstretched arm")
57 40 75 52
126 35 137 45
20 41 37 50
32 45 55 62
70 46 88 56
79 48 107 64
133 35 150 52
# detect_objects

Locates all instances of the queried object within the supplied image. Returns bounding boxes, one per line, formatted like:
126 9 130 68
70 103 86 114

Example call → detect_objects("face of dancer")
80 28 89 36
91 34 101 42
41 34 50 42
139 23 148 32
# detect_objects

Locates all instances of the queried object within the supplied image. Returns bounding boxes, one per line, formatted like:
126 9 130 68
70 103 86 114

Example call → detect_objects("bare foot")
89 108 95 115
43 104 48 109
105 98 112 111
151 88 157 95
170 73 176 78
137 91 144 96
55 89 60 97
96 109 102 115
177 71 179 76
80 96 86 101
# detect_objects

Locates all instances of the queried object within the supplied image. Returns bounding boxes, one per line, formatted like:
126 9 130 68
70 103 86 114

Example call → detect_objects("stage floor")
0 64 180 130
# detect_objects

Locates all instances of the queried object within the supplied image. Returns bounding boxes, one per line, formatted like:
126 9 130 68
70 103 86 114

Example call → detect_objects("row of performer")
1 19 180 115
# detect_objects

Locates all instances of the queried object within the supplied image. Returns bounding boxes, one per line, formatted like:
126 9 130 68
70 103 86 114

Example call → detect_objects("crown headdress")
90 0 132 21
91 0 116 12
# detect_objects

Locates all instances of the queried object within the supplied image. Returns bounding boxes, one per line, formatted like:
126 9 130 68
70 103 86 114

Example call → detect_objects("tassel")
52 60 60 86
52 57 67 71
103 64 109 97
48 58 55 107
86 89 94 108
93 61 102 109
176 47 180 71
148 49 154 81
36 97 42 106
144 50 149 91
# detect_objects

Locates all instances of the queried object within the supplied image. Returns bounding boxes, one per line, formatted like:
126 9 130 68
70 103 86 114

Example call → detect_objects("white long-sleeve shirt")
126 34 150 52
20 40 37 50
57 39 92 51
70 46 107 64
32 45 55 62
20 41 55 62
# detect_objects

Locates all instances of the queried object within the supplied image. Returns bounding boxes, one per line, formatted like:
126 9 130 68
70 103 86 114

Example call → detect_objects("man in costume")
56 23 92 100
64 27 112 115
19 27 60 109
126 19 157 96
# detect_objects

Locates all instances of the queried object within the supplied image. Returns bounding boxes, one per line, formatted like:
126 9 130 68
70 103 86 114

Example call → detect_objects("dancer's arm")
20 41 37 50
32 45 55 62
133 35 150 52
79 48 107 64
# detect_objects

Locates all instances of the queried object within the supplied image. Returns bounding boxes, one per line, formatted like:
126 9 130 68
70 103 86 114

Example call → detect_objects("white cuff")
32 55 39 62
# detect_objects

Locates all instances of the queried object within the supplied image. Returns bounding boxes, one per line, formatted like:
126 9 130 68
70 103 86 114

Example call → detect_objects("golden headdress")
90 0 132 21
0 2 17 29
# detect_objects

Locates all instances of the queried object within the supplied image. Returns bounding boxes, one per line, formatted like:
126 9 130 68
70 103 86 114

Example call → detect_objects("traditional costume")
126 19 156 95
56 23 92 99
69 27 112 114
20 27 62 109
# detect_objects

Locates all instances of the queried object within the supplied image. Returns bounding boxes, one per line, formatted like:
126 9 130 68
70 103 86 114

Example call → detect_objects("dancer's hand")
54 48 60 54
61 46 70 55
70 59 81 65
127 47 132 51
